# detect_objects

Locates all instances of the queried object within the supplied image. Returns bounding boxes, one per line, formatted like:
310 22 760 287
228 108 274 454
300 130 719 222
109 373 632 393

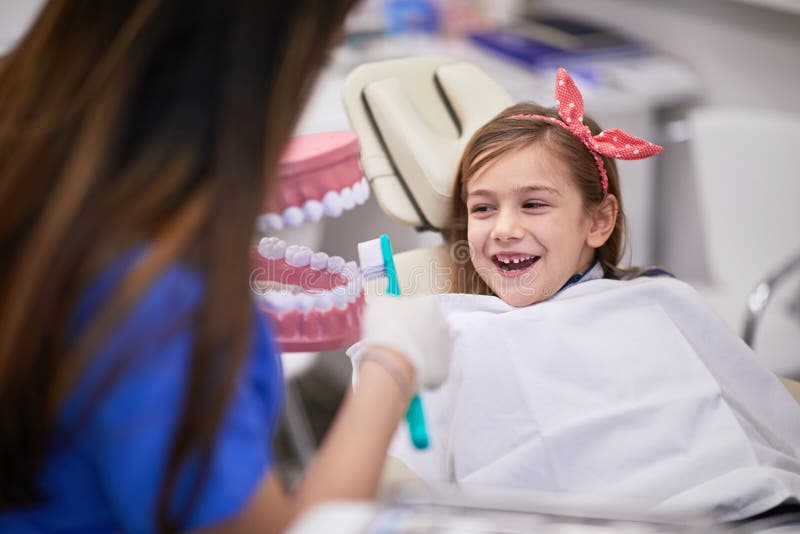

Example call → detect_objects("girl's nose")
491 210 524 241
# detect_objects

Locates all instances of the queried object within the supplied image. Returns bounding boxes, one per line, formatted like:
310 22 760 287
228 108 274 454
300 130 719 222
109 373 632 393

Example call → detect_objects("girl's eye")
470 204 493 213
524 201 546 209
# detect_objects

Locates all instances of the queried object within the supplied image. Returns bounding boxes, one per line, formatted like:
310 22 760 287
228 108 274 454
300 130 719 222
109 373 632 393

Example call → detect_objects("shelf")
729 0 800 16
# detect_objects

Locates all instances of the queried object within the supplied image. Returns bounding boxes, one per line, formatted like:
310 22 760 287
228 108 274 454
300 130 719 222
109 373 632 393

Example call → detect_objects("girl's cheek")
468 217 489 234
466 223 478 242
467 230 487 253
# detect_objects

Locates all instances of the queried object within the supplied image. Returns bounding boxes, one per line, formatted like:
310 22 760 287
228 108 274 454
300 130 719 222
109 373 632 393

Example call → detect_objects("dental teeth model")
251 132 368 352
256 132 370 232
252 237 365 352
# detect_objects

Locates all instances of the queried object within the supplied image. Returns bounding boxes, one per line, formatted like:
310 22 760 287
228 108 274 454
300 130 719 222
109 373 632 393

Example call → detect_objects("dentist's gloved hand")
348 295 451 392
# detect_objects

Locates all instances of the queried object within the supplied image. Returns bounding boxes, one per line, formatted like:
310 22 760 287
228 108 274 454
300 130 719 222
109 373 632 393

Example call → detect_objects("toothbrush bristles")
357 237 386 279
361 266 386 281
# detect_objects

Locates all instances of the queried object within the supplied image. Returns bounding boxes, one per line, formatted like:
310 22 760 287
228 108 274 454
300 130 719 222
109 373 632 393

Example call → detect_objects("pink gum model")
251 248 365 352
264 131 362 214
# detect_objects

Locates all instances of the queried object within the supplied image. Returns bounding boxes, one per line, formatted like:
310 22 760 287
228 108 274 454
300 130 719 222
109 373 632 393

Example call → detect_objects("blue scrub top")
0 251 284 532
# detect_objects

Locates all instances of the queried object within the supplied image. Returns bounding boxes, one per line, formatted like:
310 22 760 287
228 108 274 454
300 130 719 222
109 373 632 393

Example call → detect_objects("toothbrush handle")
379 234 430 450
405 394 429 449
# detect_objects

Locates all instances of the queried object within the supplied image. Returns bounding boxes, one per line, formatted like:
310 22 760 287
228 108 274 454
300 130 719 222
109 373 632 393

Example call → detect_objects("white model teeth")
322 190 343 218
283 206 304 229
284 244 299 264
257 237 275 258
285 245 312 267
310 251 329 270
326 256 345 274
256 241 361 313
352 179 369 205
257 238 346 276
340 187 355 210
259 278 361 314
343 261 362 299
314 293 333 311
259 237 287 259
263 291 294 312
258 178 371 232
331 291 349 310
295 293 314 312
256 213 285 233
303 199 324 223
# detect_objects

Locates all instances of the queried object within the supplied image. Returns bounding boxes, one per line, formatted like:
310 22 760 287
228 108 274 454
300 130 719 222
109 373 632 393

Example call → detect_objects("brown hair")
0 0 356 530
448 102 633 295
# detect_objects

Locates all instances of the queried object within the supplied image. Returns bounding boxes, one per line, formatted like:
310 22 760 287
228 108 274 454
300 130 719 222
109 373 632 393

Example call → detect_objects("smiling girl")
448 69 657 303
460 138 618 306
388 69 800 523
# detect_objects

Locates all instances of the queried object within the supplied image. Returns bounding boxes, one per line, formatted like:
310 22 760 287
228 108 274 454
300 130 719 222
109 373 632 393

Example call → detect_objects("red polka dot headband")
513 67 663 194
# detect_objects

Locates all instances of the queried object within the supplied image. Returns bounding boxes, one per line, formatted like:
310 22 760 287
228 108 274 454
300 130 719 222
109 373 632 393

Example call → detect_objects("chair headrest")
342 57 514 231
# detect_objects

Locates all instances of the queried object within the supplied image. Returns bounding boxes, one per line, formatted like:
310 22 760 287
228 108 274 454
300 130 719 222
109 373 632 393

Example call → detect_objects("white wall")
0 0 44 54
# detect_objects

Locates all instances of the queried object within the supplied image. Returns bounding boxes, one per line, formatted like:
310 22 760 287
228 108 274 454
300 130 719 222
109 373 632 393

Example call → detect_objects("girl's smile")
492 252 540 277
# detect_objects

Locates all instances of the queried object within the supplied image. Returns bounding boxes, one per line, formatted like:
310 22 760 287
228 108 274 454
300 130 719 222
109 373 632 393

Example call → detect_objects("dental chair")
341 58 800 406
343 57 513 295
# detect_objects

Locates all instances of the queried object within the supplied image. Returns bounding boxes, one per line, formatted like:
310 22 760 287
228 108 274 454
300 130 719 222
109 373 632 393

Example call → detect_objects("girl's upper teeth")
498 255 533 264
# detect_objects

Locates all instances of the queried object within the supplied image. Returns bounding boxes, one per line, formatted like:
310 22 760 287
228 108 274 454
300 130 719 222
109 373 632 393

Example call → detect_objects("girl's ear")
586 194 618 248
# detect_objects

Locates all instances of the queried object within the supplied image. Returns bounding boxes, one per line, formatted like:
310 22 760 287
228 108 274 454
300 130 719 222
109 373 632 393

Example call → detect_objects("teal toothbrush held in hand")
358 234 430 449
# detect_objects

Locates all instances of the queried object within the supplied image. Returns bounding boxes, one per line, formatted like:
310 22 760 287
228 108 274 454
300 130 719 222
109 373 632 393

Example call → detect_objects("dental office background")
3 0 798 432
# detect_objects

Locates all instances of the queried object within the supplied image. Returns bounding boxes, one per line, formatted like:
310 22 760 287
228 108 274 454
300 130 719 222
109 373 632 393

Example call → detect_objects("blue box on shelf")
469 15 648 69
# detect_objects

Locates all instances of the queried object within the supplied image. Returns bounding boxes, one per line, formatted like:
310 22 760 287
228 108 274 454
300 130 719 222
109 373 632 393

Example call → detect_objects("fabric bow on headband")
515 67 663 194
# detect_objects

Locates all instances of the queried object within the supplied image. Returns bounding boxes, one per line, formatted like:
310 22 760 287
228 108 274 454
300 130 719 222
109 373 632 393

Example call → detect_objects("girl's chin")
489 279 554 307
482 281 543 307
497 292 544 308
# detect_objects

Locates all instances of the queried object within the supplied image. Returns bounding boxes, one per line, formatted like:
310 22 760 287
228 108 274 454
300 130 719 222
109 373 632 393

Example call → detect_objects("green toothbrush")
358 234 429 449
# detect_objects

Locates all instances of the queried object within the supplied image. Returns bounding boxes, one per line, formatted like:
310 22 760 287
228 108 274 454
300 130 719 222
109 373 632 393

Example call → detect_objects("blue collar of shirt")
558 260 604 294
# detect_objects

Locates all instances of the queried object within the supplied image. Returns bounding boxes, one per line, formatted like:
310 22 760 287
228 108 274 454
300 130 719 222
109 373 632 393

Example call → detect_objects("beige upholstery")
781 377 800 405
363 245 456 301
378 456 424 496
342 57 514 230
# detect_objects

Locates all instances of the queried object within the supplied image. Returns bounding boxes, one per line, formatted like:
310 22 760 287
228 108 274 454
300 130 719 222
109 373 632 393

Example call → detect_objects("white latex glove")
347 295 451 392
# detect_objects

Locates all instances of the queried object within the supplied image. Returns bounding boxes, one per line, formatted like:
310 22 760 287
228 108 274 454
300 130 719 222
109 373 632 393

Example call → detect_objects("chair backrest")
342 57 514 231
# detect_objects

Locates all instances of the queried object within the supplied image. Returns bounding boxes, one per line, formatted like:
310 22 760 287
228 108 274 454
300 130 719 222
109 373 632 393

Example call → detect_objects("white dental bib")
390 277 800 521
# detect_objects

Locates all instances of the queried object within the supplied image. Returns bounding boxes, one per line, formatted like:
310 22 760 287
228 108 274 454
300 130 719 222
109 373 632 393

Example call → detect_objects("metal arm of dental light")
742 249 800 347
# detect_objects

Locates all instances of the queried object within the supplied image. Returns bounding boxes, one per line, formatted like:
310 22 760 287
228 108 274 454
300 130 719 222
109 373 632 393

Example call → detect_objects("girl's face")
466 143 597 307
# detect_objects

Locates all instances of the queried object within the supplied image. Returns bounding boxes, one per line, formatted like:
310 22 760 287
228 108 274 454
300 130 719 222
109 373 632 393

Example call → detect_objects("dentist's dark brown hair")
0 0 356 530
